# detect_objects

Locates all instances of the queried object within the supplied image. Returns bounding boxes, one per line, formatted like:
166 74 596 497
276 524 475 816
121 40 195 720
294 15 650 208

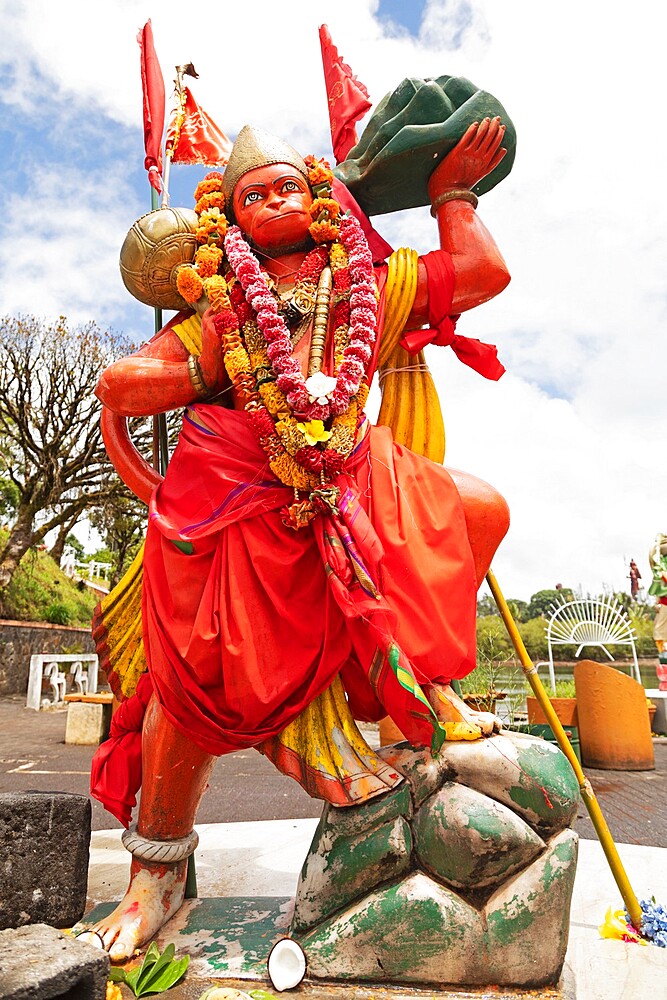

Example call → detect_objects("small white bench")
26 654 99 711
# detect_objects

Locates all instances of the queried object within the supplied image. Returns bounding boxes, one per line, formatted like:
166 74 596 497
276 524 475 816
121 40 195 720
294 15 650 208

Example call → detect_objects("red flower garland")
224 215 376 422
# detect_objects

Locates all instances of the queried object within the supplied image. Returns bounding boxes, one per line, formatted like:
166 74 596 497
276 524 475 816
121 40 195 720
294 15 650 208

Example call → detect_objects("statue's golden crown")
221 125 308 203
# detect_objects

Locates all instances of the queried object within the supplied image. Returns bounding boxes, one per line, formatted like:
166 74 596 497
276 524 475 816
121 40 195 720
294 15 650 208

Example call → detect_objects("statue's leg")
428 469 511 736
92 695 216 961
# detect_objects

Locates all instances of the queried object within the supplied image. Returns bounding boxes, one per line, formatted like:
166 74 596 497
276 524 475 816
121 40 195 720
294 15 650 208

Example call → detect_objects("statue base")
84 733 579 991
83 895 571 997
291 733 579 988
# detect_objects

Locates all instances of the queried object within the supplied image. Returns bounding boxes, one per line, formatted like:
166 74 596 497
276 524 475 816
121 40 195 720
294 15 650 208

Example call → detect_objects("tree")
526 587 574 620
64 532 85 560
477 594 528 622
89 481 147 588
0 315 136 609
49 511 86 567
476 594 497 617
506 598 529 623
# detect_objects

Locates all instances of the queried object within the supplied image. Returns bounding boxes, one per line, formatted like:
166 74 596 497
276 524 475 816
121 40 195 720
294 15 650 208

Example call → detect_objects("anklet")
121 825 199 863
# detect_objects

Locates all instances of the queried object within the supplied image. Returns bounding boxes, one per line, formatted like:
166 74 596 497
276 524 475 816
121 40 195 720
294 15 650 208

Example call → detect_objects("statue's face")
232 162 312 252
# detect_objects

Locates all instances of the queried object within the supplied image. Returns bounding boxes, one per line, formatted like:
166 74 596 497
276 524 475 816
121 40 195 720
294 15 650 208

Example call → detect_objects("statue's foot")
427 683 502 736
90 858 187 962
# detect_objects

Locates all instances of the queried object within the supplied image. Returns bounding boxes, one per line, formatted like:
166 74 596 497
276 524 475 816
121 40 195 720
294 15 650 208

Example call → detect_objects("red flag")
137 20 165 193
319 25 371 164
165 87 232 167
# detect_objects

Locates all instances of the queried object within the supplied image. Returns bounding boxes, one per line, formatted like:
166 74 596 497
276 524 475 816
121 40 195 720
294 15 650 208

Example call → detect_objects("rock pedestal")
292 732 580 989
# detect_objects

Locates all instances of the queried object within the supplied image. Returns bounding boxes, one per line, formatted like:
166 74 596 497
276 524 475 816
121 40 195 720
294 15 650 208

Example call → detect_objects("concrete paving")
3 696 666 846
3 695 667 997
0 696 322 830
84 822 667 1000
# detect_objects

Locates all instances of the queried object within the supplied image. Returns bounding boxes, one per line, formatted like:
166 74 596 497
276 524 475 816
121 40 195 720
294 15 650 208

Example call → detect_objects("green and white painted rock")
428 732 579 834
413 781 544 890
484 829 579 985
292 814 412 933
292 731 580 988
300 871 483 983
301 831 578 988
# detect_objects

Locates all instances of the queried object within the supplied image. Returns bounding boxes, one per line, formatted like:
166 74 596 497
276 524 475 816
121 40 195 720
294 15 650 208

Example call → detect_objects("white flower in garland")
305 372 337 405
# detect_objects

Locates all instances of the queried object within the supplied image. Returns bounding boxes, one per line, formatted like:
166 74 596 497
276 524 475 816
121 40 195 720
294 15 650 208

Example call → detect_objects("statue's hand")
428 117 507 198
199 307 226 390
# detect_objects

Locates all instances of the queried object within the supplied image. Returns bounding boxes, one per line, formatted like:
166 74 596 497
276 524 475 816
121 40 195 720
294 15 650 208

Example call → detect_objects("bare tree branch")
0 314 135 603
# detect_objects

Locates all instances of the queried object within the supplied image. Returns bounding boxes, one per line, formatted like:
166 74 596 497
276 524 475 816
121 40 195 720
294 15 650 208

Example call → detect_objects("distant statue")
628 558 642 600
649 535 667 689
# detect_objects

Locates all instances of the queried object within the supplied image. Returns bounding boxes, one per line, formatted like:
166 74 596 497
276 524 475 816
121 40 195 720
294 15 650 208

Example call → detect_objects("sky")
0 0 665 602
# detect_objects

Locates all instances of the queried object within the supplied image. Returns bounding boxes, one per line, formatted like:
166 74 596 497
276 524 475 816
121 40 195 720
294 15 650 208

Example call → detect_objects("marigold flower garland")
175 158 377 525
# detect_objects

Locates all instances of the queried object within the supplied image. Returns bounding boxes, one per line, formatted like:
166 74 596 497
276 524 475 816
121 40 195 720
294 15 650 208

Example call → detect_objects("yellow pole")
486 568 643 931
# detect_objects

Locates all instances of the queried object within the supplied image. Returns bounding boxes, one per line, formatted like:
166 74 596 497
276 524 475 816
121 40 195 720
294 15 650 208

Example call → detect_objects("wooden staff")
486 567 642 931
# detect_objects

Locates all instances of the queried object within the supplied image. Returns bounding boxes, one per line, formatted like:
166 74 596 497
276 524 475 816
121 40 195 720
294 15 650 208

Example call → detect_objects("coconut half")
267 937 307 992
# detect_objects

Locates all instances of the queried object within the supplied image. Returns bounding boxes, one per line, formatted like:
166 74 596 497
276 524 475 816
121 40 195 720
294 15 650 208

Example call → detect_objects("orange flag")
165 87 232 167
137 20 165 192
319 24 371 163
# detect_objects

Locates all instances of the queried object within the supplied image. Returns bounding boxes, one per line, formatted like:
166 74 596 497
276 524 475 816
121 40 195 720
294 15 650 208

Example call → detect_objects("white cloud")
0 162 142 325
1 0 665 600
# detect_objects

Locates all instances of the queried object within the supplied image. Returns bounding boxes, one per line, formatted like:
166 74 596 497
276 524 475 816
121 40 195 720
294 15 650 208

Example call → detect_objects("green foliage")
81 546 114 565
630 601 656 622
108 943 189 996
65 533 85 559
526 588 574 620
44 602 71 625
477 604 658 663
554 679 576 698
476 594 497 617
610 590 632 614
516 618 549 661
0 477 19 520
628 611 658 656
477 594 528 622
460 654 506 695
476 615 513 661
467 633 529 725
0 528 97 625
507 598 529 623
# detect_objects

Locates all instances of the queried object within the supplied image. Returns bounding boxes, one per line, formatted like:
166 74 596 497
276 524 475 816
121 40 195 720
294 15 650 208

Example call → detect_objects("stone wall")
0 620 95 696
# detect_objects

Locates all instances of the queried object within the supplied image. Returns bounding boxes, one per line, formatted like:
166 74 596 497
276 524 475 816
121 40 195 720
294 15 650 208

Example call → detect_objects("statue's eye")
281 180 300 193
243 190 263 207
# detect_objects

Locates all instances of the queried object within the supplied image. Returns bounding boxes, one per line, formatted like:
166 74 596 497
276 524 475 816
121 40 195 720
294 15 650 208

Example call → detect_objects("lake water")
487 659 661 723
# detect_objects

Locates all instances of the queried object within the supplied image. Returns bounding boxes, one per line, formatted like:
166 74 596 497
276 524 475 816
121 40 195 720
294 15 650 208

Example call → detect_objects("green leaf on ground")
109 943 189 996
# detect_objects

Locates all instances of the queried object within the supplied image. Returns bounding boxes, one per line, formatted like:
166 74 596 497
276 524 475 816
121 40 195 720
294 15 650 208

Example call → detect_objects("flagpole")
160 68 179 209
161 64 188 210
147 185 169 475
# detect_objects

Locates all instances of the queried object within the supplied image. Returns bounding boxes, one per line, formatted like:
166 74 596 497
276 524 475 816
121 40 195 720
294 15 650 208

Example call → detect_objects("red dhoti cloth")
92 403 477 823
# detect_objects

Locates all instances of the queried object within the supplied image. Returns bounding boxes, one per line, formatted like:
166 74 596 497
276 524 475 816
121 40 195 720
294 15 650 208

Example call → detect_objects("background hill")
0 529 98 627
